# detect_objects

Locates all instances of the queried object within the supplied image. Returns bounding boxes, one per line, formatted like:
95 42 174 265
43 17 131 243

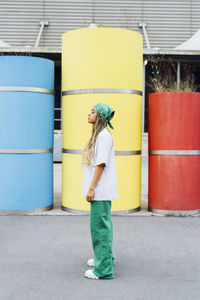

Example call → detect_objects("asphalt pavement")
0 215 200 300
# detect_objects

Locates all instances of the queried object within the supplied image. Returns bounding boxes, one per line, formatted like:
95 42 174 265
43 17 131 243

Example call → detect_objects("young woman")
82 103 118 280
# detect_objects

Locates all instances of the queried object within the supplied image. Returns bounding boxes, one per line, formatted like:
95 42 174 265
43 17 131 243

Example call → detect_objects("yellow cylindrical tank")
62 27 143 213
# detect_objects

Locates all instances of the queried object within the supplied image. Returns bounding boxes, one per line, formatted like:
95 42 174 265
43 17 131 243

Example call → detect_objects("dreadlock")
82 113 108 167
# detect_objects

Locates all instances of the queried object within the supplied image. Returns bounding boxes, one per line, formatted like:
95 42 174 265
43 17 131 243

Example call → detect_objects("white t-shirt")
82 127 118 201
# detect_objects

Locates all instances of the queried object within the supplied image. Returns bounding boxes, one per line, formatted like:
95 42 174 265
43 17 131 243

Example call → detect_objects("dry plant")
146 55 197 92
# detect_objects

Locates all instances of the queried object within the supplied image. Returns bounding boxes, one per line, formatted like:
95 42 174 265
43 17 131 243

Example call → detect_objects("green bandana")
94 103 115 130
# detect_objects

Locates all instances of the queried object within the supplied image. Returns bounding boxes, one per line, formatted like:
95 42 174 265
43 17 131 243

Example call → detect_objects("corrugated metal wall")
0 1 43 47
0 0 200 48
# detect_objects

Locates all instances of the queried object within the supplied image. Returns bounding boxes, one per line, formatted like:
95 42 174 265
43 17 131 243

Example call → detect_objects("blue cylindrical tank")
0 56 54 213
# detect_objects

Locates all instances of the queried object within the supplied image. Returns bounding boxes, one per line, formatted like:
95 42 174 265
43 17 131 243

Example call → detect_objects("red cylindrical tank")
148 92 200 215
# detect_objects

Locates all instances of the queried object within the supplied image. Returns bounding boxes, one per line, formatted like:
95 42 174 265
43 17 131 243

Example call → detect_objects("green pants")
90 200 114 279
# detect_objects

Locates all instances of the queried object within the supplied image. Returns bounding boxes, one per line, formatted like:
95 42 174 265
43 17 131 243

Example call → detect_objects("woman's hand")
86 190 94 202
86 164 105 203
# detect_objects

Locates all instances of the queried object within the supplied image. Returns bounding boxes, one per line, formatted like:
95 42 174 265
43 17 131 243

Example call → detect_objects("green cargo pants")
90 200 114 279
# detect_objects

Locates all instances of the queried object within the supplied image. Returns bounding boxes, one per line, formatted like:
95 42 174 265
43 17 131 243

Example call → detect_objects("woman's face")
88 107 98 124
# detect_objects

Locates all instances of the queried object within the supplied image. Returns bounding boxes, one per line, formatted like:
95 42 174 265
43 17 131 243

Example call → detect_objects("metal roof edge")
0 47 200 56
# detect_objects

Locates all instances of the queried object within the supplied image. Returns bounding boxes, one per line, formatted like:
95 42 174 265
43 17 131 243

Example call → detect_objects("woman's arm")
86 163 105 202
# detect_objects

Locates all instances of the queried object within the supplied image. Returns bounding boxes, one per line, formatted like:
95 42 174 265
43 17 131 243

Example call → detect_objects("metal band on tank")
0 86 54 94
0 148 53 154
62 88 142 96
0 205 53 215
148 207 200 216
149 150 200 155
62 148 141 155
115 150 141 155
62 149 82 154
62 206 141 215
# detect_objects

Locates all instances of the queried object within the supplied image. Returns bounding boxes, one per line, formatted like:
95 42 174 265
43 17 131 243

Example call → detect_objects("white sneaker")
87 258 94 267
84 269 99 280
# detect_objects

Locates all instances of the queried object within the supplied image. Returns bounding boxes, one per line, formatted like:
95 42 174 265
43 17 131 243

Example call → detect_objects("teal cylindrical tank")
0 56 54 213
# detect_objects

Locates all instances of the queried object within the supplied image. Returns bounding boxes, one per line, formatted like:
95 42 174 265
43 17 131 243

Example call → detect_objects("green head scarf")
94 103 115 130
